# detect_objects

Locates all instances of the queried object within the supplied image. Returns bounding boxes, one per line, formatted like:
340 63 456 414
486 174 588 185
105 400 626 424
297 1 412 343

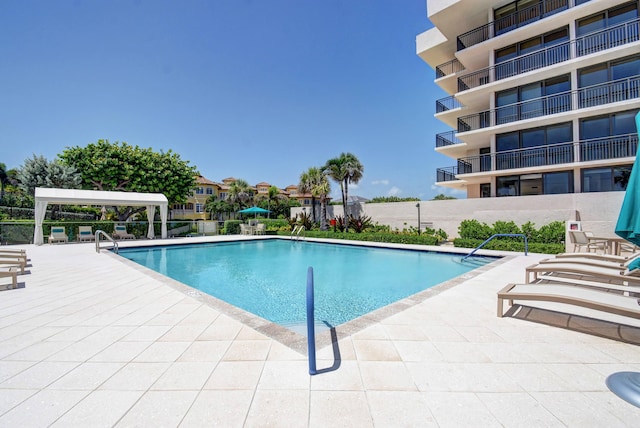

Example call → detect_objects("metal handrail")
457 0 580 51
95 230 118 254
462 234 528 261
306 266 317 375
291 225 305 241
458 75 640 132
458 17 640 92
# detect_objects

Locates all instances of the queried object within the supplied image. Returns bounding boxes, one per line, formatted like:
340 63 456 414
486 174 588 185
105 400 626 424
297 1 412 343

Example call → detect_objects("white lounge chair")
0 259 24 274
48 226 68 244
525 261 640 285
113 224 135 240
498 282 640 319
0 266 19 290
77 226 95 242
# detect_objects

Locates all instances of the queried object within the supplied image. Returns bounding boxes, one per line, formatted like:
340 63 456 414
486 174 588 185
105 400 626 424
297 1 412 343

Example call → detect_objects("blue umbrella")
615 112 640 246
608 112 640 409
239 206 271 218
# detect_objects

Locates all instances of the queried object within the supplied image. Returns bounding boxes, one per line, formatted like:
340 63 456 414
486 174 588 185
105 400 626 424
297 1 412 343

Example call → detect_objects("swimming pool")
119 239 493 327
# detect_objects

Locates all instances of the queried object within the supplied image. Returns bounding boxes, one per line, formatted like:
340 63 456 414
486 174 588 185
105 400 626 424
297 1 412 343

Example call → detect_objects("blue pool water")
119 240 492 327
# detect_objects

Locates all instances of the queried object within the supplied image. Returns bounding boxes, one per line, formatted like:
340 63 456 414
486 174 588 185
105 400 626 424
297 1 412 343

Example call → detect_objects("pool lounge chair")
554 252 640 263
0 259 25 274
498 282 640 319
0 266 19 290
525 261 640 285
48 226 68 244
77 226 95 242
113 224 135 240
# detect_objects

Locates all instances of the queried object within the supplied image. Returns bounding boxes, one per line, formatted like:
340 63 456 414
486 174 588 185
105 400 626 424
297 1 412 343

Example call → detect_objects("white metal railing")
95 230 118 254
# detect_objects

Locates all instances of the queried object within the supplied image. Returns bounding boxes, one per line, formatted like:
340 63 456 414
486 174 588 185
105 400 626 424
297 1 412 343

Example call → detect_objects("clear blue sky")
0 0 461 200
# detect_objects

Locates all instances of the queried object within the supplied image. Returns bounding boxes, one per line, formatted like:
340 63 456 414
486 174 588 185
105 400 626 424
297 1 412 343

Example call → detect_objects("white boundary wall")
292 192 625 243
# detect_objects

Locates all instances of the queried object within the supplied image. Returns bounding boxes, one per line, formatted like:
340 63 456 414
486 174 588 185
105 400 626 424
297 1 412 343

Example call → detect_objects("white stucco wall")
292 192 625 243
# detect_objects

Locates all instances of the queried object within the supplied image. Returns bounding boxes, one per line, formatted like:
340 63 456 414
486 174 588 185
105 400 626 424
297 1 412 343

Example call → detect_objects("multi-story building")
417 0 639 198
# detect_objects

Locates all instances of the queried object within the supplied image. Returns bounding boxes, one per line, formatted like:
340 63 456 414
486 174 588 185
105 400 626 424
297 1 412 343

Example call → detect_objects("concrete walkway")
1 237 639 426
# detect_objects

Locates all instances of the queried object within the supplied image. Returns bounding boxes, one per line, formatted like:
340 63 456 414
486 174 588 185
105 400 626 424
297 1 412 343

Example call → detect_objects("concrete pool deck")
1 236 640 426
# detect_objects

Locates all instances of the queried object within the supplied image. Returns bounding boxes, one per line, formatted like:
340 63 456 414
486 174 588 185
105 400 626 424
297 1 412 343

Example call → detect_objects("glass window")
579 63 608 87
195 187 204 195
613 110 638 134
520 37 542 56
196 204 204 213
544 171 573 194
546 122 573 144
544 28 569 47
520 174 543 196
581 115 610 140
496 132 519 152
611 56 640 80
497 176 519 196
206 188 214 195
614 166 633 190
577 13 605 36
609 3 638 26
521 128 545 148
480 183 491 198
583 167 613 192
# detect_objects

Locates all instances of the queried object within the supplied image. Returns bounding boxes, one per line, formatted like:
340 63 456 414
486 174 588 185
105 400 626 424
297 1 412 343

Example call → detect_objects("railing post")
306 266 317 375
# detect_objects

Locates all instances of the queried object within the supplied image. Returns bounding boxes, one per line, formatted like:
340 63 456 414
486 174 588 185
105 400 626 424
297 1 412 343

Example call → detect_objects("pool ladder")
95 230 119 254
291 225 305 241
461 233 527 262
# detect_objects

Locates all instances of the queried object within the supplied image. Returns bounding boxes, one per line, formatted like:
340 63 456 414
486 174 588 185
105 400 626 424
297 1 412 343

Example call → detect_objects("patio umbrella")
614 112 640 246
239 206 271 218
608 111 640 408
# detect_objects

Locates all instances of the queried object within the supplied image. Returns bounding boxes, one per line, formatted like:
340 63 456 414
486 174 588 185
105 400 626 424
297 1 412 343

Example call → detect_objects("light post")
416 203 421 235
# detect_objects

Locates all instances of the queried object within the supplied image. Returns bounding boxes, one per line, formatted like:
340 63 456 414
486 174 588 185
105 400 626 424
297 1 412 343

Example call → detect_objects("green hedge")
277 230 440 245
224 220 242 235
453 238 565 254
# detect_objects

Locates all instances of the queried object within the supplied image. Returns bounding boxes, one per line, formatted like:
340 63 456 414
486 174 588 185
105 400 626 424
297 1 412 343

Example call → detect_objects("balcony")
436 96 462 113
436 130 463 148
440 134 637 177
436 166 460 182
457 0 575 51
458 74 640 133
435 58 464 79
458 17 639 92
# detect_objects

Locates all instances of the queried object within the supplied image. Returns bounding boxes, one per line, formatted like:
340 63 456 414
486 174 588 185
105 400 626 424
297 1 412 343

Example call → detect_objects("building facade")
417 0 639 198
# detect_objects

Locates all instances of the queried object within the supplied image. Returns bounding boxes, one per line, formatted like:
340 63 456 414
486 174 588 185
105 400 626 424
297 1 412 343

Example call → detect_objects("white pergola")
34 187 169 245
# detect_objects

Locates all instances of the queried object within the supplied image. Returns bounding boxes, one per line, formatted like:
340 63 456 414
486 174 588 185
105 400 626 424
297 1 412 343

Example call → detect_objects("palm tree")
226 179 253 216
324 152 364 231
299 168 320 223
311 173 331 231
255 185 286 219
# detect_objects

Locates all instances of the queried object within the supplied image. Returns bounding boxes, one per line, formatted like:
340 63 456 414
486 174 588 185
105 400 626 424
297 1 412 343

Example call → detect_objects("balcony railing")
435 58 464 79
439 134 637 176
457 0 574 51
436 130 463 148
458 17 639 92
436 166 460 182
458 75 640 132
436 96 462 113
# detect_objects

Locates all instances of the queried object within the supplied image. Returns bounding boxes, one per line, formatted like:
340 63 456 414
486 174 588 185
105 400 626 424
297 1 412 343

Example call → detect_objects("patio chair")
48 226 68 244
254 223 266 235
568 231 607 253
497 282 640 319
240 224 252 235
77 226 95 242
113 224 135 240
0 266 19 290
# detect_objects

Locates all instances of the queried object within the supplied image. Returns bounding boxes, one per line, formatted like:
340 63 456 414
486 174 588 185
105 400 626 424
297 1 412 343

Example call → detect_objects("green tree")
299 167 322 224
225 179 253 215
16 155 82 218
324 152 363 232
0 163 8 203
205 197 232 221
59 140 197 220
255 185 286 219
432 193 456 200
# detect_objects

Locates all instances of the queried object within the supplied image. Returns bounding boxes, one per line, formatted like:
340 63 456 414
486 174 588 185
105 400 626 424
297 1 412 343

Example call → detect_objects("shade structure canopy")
33 187 169 245
615 112 640 246
239 206 270 217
